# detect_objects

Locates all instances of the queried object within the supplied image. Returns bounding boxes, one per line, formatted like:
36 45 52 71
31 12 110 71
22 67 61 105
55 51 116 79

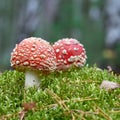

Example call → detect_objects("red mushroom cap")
11 37 56 72
53 38 87 70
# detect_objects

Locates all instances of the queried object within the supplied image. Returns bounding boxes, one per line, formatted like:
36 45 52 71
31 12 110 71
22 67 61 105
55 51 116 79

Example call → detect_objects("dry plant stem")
94 105 112 120
109 110 120 113
19 110 27 120
46 89 98 104
60 97 98 103
0 112 18 120
25 70 40 88
46 89 98 120
71 109 98 120
46 88 75 119
72 109 98 115
46 88 69 110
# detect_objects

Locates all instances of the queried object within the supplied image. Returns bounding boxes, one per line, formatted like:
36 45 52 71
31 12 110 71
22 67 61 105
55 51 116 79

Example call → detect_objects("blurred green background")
0 0 120 72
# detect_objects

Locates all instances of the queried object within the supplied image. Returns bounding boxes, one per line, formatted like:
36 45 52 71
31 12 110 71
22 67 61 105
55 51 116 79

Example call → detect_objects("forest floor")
0 65 120 120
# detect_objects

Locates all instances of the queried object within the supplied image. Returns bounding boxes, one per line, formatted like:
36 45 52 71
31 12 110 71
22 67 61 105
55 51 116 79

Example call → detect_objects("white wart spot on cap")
64 60 67 64
74 47 79 51
62 49 67 54
16 60 20 65
31 47 36 51
58 55 62 59
23 61 29 66
65 41 71 45
68 56 75 62
75 62 83 67
56 49 60 53
40 54 46 59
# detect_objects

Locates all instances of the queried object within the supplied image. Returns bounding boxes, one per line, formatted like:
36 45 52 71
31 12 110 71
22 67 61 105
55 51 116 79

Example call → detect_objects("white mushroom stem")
25 70 40 88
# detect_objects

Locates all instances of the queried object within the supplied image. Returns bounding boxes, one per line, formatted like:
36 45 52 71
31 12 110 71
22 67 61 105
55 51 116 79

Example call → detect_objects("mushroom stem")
25 70 40 88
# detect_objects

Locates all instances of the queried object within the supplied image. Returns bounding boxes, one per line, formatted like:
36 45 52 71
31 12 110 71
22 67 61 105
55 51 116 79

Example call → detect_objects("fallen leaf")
18 102 36 120
100 80 120 90
22 102 36 111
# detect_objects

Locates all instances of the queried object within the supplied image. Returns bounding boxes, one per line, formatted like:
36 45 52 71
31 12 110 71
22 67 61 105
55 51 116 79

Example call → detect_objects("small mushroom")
53 38 87 70
11 37 56 88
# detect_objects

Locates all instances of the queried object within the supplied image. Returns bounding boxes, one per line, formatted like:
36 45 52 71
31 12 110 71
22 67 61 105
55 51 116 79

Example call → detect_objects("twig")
46 88 76 120
45 88 98 120
72 109 98 115
109 110 120 113
46 88 69 110
0 112 18 120
94 105 112 120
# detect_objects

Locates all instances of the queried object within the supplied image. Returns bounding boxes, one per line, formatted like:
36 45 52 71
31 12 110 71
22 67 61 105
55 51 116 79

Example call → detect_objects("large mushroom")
53 38 87 70
11 37 56 88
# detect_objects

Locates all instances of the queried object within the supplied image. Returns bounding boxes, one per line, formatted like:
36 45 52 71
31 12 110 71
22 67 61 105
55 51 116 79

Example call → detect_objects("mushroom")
53 38 87 70
11 37 56 88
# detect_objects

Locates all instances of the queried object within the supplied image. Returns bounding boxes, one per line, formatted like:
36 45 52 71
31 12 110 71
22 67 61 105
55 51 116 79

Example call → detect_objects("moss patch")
0 65 120 120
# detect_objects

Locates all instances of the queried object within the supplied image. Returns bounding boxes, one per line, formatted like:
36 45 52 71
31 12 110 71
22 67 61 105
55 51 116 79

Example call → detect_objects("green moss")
0 65 120 120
